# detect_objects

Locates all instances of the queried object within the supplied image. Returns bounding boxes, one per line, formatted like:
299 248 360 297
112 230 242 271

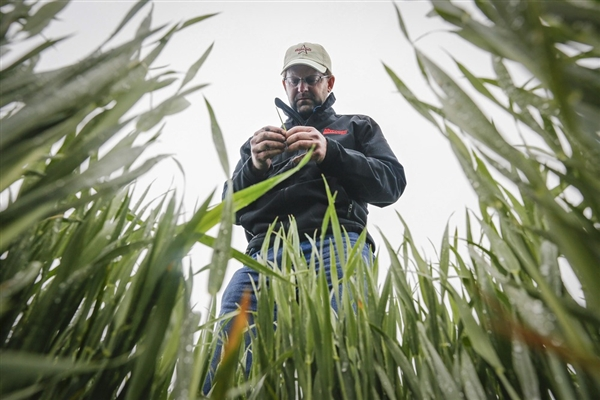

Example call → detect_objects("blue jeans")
202 232 371 394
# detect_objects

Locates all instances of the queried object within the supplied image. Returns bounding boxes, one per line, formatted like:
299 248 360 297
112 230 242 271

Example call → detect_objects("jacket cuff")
241 158 271 184
318 138 341 172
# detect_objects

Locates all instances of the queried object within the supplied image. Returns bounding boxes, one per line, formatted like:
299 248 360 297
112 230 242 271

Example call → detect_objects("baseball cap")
281 43 332 75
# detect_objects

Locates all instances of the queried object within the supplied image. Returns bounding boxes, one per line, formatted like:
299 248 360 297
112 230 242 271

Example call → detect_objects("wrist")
251 161 268 177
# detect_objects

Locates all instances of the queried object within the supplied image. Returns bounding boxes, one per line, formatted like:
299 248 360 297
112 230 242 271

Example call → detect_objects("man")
204 42 406 392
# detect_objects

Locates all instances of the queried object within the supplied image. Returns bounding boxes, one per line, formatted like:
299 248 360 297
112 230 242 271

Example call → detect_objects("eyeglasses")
283 75 329 87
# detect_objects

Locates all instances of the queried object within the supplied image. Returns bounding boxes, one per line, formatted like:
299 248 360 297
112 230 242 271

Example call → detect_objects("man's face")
282 65 335 119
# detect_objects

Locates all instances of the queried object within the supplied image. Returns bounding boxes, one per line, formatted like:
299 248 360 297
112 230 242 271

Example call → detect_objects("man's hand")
250 126 286 173
285 126 327 164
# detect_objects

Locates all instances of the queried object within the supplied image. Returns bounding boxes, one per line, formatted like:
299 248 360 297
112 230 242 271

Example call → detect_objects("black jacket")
226 93 406 251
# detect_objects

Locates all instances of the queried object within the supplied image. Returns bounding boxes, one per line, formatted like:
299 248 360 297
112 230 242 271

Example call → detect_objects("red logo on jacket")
323 128 348 135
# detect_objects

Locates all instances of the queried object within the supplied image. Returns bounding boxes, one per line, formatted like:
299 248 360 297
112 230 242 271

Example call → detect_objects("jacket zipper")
347 201 354 219
275 94 334 127
275 98 305 126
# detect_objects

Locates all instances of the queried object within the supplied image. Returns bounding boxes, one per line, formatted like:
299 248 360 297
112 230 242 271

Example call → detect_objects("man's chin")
295 104 313 119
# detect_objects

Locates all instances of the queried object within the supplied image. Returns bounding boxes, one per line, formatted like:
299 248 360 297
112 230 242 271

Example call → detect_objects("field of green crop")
1 1 598 399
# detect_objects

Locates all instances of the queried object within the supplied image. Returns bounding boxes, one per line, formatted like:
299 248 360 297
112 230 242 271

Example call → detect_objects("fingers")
284 126 323 148
250 125 328 171
252 126 285 144
284 126 327 163
284 125 312 137
250 126 286 172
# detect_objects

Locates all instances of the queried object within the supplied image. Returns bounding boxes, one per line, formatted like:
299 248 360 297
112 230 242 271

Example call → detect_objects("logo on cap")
295 45 311 55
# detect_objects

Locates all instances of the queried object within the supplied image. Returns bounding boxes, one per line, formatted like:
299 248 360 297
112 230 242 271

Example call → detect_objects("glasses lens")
285 75 327 87
286 77 301 86
305 75 320 85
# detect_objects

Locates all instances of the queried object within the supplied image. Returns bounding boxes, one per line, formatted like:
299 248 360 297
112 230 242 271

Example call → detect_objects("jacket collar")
275 93 337 126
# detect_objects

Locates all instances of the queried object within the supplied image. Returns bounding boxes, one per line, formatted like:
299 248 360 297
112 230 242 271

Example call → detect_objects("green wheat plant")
3 0 600 399
0 0 216 397
0 1 308 398
381 0 600 398
203 0 600 398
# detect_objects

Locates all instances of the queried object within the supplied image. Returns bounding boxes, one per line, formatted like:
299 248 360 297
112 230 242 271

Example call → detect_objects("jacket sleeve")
317 117 406 207
222 139 266 199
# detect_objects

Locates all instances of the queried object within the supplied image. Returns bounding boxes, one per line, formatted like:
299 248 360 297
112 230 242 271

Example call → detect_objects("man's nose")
297 80 309 91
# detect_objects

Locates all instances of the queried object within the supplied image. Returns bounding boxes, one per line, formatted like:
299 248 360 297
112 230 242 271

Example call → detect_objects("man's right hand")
250 125 286 173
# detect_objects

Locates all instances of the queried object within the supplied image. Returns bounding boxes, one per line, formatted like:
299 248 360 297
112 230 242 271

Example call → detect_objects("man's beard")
294 96 319 119
295 107 312 119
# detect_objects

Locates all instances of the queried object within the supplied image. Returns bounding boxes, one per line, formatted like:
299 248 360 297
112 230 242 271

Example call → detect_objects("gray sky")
22 1 484 311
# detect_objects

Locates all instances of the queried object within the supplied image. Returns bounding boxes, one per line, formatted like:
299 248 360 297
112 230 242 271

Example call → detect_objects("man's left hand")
285 126 327 164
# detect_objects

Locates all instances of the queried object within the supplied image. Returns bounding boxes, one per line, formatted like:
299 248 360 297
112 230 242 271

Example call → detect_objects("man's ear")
327 75 335 91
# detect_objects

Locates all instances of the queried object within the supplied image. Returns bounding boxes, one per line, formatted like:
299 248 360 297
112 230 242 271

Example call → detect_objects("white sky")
16 1 487 312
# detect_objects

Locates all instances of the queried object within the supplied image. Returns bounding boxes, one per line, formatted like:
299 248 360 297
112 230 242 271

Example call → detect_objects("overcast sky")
22 0 487 311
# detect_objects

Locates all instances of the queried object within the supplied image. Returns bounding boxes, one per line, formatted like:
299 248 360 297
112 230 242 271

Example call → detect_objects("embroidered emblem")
295 45 311 55
323 128 348 135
